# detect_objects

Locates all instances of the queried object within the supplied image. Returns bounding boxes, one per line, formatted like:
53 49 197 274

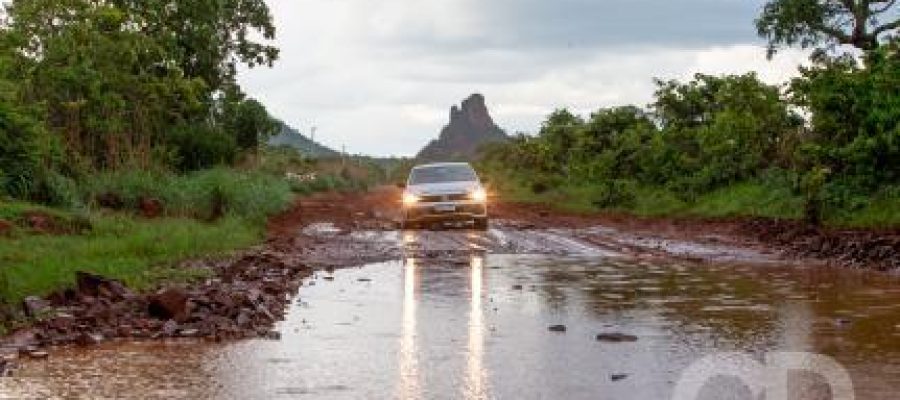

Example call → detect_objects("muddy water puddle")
5 252 900 399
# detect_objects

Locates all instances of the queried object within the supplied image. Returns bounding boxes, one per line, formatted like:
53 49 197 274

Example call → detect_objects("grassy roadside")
0 151 387 331
486 171 900 229
0 210 262 306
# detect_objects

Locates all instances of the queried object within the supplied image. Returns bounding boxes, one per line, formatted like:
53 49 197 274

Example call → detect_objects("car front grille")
419 193 469 203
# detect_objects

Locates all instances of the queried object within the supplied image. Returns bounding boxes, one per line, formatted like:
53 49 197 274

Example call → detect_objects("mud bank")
491 200 900 271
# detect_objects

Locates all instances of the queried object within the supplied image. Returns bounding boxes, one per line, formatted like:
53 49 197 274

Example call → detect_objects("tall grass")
81 167 293 221
0 214 262 306
486 169 897 228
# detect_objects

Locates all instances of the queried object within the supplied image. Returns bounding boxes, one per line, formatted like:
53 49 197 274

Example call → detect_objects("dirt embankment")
491 201 900 271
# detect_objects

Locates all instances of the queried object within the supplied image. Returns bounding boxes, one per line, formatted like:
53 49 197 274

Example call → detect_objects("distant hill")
416 94 509 162
268 121 339 158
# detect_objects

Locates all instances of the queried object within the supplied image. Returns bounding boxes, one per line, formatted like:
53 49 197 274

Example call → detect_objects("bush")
591 179 637 209
81 168 292 221
0 93 45 198
167 124 238 171
29 170 84 209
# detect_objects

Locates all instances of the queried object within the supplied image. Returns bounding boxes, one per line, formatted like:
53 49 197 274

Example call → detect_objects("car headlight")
402 192 419 206
471 188 487 202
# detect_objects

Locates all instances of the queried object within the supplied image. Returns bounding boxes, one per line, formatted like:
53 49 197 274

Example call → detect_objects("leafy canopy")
757 0 900 57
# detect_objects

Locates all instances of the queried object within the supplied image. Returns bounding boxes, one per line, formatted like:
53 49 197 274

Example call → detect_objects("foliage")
482 73 800 200
757 0 900 57
80 168 292 221
480 66 897 226
0 0 278 175
790 45 900 187
167 123 239 171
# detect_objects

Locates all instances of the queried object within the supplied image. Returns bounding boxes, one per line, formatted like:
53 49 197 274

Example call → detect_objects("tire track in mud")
308 222 620 260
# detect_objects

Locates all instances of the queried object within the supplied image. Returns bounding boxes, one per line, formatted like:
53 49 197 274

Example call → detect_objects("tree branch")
872 18 900 35
870 0 897 14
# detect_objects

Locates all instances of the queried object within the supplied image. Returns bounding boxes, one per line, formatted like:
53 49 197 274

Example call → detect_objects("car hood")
407 181 480 195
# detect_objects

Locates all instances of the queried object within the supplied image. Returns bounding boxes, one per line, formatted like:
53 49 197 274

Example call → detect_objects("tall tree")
110 0 279 91
757 0 899 56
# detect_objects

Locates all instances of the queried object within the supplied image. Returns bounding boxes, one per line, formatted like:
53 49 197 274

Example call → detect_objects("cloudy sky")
238 0 809 157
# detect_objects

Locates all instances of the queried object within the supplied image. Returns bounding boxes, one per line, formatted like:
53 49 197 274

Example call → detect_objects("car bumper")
403 201 487 222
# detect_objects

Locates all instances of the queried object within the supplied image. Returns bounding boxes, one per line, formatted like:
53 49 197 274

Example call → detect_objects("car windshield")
409 165 477 185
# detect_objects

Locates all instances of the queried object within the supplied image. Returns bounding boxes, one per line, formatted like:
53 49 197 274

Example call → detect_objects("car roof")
411 162 473 170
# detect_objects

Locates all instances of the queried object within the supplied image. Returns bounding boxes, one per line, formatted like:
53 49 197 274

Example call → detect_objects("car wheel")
473 218 488 231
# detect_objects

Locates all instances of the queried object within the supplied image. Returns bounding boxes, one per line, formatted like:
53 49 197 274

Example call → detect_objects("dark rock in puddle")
611 373 629 382
357 278 372 282
263 330 282 340
548 324 567 333
596 332 638 343
834 318 853 328
148 288 189 321
511 284 524 290
323 276 335 281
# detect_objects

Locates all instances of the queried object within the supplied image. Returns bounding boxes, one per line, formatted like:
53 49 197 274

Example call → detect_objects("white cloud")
238 0 808 157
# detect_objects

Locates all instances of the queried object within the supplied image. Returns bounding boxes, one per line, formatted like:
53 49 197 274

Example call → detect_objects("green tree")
652 74 800 192
109 0 279 91
538 109 584 174
790 43 900 187
219 94 278 151
757 0 900 57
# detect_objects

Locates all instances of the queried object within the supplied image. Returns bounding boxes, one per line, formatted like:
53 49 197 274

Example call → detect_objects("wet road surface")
4 227 900 399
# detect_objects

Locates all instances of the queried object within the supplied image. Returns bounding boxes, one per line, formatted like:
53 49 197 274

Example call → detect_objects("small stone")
323 276 334 281
548 325 567 333
264 330 282 340
22 296 50 317
148 288 189 322
596 333 639 343
357 278 372 282
78 332 105 346
611 373 629 382
26 350 49 360
161 320 179 336
511 284 524 290
179 329 200 337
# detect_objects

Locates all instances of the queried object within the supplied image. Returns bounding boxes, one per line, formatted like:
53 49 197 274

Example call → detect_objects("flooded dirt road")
4 224 900 399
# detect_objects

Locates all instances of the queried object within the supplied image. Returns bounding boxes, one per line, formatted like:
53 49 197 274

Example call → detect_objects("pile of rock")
0 247 313 373
742 219 900 270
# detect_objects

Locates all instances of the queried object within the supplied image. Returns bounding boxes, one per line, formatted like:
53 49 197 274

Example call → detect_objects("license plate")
434 204 456 213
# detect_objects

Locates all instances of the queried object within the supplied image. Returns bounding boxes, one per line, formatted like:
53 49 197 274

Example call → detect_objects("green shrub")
590 179 637 209
81 168 292 221
167 124 238 171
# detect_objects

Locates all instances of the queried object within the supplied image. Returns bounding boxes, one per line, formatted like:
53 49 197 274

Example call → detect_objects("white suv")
400 162 489 230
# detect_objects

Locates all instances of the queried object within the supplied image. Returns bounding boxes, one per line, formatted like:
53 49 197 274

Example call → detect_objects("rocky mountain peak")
417 94 508 162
